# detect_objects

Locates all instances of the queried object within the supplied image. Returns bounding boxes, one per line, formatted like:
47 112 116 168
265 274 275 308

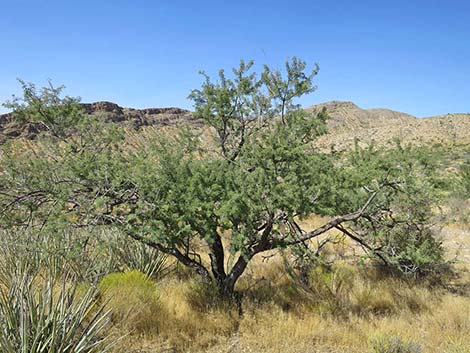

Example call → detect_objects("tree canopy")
0 58 444 296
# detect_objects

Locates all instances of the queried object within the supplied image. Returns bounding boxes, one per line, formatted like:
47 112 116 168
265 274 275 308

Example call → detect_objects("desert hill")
1 100 469 148
0 102 200 143
307 100 415 130
308 101 470 150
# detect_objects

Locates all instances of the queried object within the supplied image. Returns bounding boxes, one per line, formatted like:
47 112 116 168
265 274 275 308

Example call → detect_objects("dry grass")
104 256 470 353
227 293 470 353
97 211 470 353
110 277 239 352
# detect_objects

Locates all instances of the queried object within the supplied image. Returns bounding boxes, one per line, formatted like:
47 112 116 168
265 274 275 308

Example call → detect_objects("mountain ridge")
308 101 470 150
1 100 469 148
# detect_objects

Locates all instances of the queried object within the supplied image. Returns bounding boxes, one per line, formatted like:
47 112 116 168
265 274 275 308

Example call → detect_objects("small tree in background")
3 80 86 138
0 58 444 297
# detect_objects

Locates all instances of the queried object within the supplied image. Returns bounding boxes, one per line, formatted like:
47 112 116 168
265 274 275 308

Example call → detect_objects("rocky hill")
307 101 415 131
309 101 470 150
1 100 469 148
0 101 201 143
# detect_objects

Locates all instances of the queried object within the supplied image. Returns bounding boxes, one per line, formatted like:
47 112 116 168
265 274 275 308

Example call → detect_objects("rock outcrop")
0 101 201 143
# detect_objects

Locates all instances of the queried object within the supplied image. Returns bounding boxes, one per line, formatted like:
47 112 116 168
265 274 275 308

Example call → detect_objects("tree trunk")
208 232 227 288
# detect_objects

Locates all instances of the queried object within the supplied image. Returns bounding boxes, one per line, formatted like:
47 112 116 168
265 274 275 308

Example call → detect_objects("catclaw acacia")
0 59 443 297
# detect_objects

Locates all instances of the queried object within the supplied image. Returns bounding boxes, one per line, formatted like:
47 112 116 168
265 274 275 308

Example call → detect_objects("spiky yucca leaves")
0 266 113 353
110 237 172 280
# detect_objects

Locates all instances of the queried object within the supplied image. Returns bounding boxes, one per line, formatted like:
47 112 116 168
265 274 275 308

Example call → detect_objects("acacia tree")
0 58 443 296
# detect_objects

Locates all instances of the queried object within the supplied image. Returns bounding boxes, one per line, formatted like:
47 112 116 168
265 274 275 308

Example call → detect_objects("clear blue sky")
1 0 469 117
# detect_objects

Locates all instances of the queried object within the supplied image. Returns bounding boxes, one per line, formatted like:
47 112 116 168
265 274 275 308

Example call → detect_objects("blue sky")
0 0 469 117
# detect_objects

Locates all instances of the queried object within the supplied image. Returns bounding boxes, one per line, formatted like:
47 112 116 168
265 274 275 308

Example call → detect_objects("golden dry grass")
93 206 470 353
105 256 470 353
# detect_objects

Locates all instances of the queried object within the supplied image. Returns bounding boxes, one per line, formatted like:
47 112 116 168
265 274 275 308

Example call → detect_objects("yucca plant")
112 238 172 280
0 269 113 353
0 231 43 286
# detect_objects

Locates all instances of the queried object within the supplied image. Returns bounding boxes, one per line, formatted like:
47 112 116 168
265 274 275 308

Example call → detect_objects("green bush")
98 270 162 333
347 144 447 278
379 222 445 277
370 335 422 353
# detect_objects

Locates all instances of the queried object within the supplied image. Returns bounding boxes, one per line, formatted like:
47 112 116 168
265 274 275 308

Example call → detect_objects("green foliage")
344 143 446 277
0 265 112 353
98 271 161 333
370 335 423 353
108 236 172 280
99 270 156 296
262 57 319 123
457 162 470 197
0 80 124 231
188 57 325 160
3 80 86 138
0 58 447 297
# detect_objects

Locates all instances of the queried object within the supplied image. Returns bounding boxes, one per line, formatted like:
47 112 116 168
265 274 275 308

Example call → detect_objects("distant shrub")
98 270 162 334
357 187 447 278
457 163 470 197
370 335 422 353
381 225 445 277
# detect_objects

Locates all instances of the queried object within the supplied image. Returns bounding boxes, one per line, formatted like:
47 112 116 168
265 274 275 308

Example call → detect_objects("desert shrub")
106 235 172 280
0 228 172 285
307 262 357 315
0 266 111 353
370 335 422 353
457 162 470 197
378 223 445 277
98 270 162 334
345 145 448 278
3 69 447 300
